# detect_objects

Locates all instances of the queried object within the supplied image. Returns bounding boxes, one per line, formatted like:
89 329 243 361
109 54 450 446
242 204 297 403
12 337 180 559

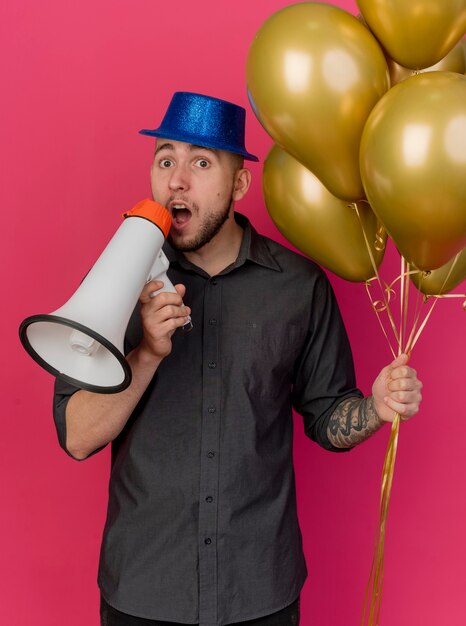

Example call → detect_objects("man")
53 92 422 626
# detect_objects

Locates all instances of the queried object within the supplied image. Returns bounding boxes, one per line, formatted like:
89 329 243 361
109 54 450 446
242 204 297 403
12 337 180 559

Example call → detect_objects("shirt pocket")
222 321 304 401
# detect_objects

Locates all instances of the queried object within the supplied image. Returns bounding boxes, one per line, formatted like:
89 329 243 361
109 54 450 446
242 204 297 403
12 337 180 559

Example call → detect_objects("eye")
159 158 173 168
195 158 210 168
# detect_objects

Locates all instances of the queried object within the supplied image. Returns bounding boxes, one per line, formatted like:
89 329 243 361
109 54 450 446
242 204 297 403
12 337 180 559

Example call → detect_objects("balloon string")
355 205 463 625
361 412 401 626
362 264 464 625
408 293 465 353
354 204 411 625
403 270 426 355
352 203 399 355
399 256 405 352
364 281 397 360
407 296 438 353
402 259 411 354
354 203 403 624
406 252 464 353
404 277 431 353
425 293 466 308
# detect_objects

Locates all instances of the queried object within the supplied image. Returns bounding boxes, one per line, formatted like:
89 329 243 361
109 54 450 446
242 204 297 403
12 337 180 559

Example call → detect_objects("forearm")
64 282 191 460
327 396 385 449
65 346 162 460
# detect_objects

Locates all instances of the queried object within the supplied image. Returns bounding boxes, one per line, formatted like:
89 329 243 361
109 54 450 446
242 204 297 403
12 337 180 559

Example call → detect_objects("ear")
232 168 252 201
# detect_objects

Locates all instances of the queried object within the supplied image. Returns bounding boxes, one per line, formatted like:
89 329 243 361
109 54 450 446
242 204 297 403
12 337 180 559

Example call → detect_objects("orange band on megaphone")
123 199 172 239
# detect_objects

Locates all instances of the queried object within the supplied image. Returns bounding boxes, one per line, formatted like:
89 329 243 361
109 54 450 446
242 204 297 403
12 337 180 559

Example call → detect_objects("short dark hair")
229 152 244 171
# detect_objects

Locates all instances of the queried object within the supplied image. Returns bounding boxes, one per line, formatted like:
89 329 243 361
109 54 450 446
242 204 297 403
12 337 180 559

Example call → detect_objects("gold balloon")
388 38 466 86
263 145 387 282
247 2 389 202
357 0 466 70
360 72 466 271
411 249 466 295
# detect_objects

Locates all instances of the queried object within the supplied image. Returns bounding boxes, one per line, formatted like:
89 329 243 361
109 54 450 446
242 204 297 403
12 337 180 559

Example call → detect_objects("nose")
168 164 190 192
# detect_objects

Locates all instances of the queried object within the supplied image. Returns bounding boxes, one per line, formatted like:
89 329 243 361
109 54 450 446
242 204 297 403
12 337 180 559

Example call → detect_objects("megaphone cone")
19 199 184 394
19 313 131 394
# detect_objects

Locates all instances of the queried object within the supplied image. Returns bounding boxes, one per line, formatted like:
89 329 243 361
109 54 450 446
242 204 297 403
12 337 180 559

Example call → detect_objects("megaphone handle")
147 251 193 331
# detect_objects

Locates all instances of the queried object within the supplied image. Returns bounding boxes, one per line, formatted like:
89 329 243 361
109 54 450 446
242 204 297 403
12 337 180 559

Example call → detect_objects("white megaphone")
19 199 192 394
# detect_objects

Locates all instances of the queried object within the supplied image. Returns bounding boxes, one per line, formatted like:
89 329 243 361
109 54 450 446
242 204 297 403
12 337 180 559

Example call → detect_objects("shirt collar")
164 212 282 274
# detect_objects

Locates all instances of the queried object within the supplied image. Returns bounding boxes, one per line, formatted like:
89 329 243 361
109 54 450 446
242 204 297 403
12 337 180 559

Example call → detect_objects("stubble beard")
168 195 234 253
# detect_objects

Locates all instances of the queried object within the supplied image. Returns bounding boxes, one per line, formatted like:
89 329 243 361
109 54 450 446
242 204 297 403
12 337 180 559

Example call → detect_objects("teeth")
173 204 187 210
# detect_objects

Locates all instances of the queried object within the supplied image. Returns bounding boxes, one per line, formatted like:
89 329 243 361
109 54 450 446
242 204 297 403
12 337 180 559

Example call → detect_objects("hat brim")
139 128 259 162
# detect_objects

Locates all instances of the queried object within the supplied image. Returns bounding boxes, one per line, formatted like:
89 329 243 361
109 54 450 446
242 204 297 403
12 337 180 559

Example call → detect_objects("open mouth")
170 203 192 226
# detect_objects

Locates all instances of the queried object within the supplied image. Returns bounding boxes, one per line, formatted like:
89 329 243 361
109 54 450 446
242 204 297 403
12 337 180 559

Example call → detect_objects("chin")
168 233 196 252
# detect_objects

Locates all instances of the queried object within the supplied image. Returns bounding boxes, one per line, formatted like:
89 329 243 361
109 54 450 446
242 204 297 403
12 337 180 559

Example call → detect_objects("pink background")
2 1 465 624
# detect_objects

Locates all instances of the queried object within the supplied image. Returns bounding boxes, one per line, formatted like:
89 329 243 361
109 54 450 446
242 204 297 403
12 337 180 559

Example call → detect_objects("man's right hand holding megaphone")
19 199 191 396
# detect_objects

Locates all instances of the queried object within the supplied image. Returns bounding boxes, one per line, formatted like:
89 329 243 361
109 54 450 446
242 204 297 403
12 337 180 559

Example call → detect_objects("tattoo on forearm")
327 396 384 448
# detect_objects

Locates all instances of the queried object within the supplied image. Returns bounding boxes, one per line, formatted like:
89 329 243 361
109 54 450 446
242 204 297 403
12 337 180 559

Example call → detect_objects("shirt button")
208 361 217 369
208 406 216 413
211 278 218 285
207 451 215 458
209 318 217 325
204 538 212 545
205 496 213 503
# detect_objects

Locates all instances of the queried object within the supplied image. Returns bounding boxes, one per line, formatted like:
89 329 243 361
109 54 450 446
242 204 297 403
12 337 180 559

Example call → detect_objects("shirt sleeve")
53 378 108 461
292 270 363 452
51 306 142 460
53 377 82 458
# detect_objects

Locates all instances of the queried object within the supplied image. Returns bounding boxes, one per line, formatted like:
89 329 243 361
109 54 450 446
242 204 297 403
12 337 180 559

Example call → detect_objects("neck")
183 212 244 276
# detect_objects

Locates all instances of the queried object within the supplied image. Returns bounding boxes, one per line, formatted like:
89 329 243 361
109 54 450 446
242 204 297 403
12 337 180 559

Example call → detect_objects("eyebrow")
154 142 219 156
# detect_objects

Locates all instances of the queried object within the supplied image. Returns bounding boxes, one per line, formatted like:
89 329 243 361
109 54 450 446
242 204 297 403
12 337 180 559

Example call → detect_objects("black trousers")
100 596 300 626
